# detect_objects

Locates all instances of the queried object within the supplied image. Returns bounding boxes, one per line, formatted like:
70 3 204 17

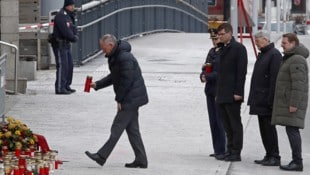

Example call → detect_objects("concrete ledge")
5 78 27 94
20 59 37 81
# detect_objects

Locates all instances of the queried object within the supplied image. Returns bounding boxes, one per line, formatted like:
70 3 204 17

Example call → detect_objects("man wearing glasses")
215 23 248 161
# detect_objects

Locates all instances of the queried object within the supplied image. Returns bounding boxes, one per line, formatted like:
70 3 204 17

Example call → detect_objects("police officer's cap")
208 28 218 39
64 0 75 7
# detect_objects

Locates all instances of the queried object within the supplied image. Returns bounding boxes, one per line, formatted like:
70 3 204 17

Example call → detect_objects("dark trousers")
286 126 302 164
218 102 243 154
53 46 73 92
257 115 279 158
97 108 147 164
206 95 226 155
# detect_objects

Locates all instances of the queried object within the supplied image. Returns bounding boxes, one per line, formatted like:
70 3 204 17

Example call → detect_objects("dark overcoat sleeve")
234 44 248 97
95 74 112 90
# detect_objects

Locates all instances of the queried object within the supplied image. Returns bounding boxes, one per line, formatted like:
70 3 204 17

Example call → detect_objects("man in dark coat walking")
85 34 148 168
247 31 282 166
216 23 248 161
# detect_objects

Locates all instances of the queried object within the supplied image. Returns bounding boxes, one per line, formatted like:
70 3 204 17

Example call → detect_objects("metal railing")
0 41 19 95
71 0 208 65
0 54 7 122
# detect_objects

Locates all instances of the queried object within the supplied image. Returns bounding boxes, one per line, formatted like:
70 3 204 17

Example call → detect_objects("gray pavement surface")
4 33 310 175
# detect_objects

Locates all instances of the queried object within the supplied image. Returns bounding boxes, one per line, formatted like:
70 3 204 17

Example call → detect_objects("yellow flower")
0 132 3 138
29 139 35 145
4 131 12 138
20 124 29 131
8 123 17 130
15 142 22 149
6 116 14 123
15 130 21 136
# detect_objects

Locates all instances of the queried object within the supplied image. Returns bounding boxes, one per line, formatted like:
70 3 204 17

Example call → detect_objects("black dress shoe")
225 154 241 162
56 90 71 95
125 161 147 168
254 156 269 164
280 161 303 171
262 157 280 166
67 88 76 93
215 154 226 160
85 151 105 166
209 153 215 157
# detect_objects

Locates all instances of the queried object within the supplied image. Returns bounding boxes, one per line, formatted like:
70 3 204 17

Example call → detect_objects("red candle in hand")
84 76 93 93
205 63 212 74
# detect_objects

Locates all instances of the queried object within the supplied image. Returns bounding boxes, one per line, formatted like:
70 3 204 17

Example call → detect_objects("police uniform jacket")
95 40 149 110
200 46 220 96
53 8 78 43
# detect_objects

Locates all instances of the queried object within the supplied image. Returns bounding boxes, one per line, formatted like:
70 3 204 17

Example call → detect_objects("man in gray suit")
85 34 148 168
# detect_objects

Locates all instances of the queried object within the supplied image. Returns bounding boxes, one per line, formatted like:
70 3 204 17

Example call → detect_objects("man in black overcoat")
248 31 282 166
216 23 248 161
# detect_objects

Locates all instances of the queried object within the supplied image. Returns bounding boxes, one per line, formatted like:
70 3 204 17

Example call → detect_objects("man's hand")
289 106 297 113
117 103 122 111
90 82 96 89
233 95 243 101
201 74 206 83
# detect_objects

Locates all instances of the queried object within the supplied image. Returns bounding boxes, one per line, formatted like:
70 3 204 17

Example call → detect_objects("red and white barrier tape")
19 22 54 30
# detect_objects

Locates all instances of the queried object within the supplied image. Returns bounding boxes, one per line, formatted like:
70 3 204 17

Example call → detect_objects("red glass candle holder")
44 166 49 175
13 168 19 175
18 157 26 166
19 165 25 175
39 167 45 175
15 148 21 157
2 145 8 156
55 161 59 170
84 76 93 93
205 63 212 74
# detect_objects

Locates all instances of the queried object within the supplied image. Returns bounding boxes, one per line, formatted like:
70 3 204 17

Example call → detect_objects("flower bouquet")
0 117 38 153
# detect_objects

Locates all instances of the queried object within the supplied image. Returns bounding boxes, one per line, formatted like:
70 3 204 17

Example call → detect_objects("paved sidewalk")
5 33 310 175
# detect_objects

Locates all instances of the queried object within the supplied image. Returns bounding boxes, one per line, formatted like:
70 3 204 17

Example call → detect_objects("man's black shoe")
85 151 105 166
209 153 215 157
225 154 241 162
67 88 76 93
215 154 226 160
262 157 280 166
125 161 147 168
280 161 303 171
254 156 269 164
56 90 71 95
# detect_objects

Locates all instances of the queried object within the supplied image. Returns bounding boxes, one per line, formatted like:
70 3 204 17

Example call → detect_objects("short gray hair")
101 34 117 45
255 30 270 41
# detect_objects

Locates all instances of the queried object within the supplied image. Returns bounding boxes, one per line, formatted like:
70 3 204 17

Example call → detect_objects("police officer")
200 28 226 160
52 0 78 94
